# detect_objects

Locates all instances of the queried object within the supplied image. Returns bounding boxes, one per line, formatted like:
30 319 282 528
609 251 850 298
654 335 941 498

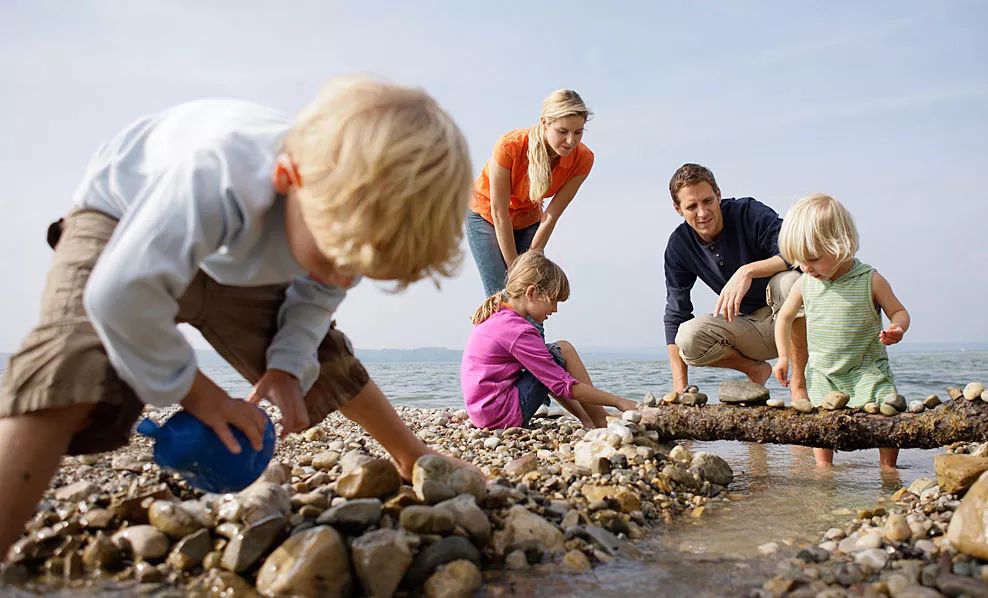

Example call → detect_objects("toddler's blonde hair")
284 77 472 288
527 90 592 202
779 193 860 267
472 252 570 324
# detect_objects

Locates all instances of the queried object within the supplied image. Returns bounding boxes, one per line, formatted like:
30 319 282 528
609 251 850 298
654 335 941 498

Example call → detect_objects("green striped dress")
803 259 897 408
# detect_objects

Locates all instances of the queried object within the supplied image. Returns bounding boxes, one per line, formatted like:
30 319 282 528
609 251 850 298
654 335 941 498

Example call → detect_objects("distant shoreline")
2 342 986 366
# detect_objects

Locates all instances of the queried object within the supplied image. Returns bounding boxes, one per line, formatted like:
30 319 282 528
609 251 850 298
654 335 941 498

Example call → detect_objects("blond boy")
0 78 473 557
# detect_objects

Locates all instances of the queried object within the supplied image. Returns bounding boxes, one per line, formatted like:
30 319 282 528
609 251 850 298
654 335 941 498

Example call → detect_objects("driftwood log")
639 398 988 451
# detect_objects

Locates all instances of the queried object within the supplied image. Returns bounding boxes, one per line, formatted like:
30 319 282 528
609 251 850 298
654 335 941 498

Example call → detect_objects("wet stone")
908 400 926 413
766 398 786 408
964 382 985 401
220 515 287 573
404 536 481 588
662 391 680 404
797 546 830 563
311 450 340 470
642 392 659 407
680 392 708 406
256 526 352 597
822 391 850 410
504 454 538 477
504 549 528 570
54 480 96 502
82 534 124 570
946 387 964 400
881 403 900 416
148 500 202 539
412 455 486 504
351 529 416 598
863 402 882 415
336 459 402 499
423 559 482 598
560 549 592 573
400 505 456 535
435 494 492 545
316 498 382 534
80 508 115 530
923 394 942 409
113 525 170 560
718 380 770 404
166 529 212 571
885 394 907 411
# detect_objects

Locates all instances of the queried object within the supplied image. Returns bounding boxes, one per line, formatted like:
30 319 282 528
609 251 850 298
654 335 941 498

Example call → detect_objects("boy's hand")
182 373 267 454
879 325 904 346
248 369 309 437
773 357 790 387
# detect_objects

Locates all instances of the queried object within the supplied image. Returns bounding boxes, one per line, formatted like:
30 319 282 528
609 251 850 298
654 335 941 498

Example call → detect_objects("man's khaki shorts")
675 270 802 367
0 210 369 454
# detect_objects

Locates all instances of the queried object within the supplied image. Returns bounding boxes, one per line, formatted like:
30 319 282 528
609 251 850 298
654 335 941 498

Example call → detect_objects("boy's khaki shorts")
675 270 802 366
0 210 369 455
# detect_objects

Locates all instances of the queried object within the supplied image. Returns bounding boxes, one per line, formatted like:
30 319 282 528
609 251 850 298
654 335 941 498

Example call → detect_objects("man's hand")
715 266 752 322
248 369 310 438
773 356 790 387
879 324 905 346
182 372 268 454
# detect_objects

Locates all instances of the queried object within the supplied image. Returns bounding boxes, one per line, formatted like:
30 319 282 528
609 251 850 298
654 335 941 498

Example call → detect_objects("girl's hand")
879 324 905 346
773 357 790 387
248 369 309 437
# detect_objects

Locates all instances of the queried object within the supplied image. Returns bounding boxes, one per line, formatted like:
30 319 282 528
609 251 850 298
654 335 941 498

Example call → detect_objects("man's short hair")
669 163 720 204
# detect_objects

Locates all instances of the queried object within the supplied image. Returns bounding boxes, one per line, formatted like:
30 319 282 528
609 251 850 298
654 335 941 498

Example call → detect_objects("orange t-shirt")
471 128 594 229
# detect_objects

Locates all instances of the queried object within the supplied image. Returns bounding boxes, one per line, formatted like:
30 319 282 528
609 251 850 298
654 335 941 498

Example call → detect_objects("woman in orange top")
467 89 595 297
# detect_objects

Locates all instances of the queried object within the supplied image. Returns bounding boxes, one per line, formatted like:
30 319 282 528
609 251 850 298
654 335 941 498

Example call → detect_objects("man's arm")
667 344 689 393
714 255 789 322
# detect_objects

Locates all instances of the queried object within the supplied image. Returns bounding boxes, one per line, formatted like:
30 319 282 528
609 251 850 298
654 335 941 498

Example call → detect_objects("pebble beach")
2 383 988 597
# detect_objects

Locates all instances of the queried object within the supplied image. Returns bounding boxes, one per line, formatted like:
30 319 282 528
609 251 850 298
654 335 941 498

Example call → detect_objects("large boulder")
946 470 988 560
718 380 769 404
934 454 988 494
256 526 351 597
690 452 734 487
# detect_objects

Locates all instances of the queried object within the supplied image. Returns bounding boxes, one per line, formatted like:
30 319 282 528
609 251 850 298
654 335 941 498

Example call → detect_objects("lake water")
1 348 984 595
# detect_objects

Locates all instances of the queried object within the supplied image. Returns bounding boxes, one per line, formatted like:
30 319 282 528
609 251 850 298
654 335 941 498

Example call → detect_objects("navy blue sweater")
663 197 784 345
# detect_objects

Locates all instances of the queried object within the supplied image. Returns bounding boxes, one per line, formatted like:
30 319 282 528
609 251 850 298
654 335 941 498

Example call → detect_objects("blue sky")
1 1 986 353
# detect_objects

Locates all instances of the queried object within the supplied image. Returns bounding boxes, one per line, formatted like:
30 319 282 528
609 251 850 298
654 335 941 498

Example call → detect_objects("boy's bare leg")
0 403 94 560
556 341 610 428
879 448 899 469
814 448 834 467
338 380 481 481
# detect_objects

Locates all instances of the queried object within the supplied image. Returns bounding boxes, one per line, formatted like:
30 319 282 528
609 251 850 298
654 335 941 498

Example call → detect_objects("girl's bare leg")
555 341 610 428
814 448 835 467
0 403 94 560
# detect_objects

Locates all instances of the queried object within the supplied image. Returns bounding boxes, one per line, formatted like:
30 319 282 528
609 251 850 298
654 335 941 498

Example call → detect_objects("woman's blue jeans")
465 211 539 297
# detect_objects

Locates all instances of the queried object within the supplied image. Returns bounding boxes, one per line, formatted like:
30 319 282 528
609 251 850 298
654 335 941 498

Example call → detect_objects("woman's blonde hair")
284 77 472 289
778 193 860 267
471 252 571 324
526 89 592 202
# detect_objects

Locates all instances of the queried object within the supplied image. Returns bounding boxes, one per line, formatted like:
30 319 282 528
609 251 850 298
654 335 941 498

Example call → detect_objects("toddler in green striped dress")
772 194 910 468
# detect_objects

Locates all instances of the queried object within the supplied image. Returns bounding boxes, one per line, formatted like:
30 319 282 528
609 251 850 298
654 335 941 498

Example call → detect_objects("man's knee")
675 316 726 365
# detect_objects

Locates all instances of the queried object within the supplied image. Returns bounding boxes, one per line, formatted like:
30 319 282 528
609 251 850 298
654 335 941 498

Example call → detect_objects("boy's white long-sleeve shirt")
73 99 347 407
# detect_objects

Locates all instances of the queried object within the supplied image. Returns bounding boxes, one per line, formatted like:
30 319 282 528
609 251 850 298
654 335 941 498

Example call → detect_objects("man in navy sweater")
663 163 806 393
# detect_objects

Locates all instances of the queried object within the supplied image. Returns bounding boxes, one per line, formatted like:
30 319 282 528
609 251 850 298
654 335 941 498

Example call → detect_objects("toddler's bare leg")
879 448 899 469
0 404 94 560
813 448 834 467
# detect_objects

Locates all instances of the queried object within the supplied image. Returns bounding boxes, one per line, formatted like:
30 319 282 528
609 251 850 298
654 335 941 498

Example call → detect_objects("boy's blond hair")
471 251 570 324
284 77 472 288
527 89 592 202
779 193 860 267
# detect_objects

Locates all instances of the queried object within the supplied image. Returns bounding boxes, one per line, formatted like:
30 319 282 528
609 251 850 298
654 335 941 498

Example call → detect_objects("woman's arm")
772 277 804 386
488 160 519 267
529 174 587 252
872 271 910 345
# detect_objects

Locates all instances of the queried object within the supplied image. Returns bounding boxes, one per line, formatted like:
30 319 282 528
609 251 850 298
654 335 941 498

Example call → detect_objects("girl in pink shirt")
460 252 636 429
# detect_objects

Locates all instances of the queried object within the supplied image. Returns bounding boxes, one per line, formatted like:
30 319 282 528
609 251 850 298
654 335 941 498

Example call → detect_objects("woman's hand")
248 369 309 437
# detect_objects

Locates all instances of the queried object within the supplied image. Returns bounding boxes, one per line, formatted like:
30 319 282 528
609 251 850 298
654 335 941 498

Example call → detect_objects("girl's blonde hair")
471 252 571 324
284 77 472 289
526 89 592 202
778 193 860 267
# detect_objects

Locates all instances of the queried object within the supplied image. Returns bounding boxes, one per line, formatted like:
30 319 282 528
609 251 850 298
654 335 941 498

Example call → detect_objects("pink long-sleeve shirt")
460 308 579 429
